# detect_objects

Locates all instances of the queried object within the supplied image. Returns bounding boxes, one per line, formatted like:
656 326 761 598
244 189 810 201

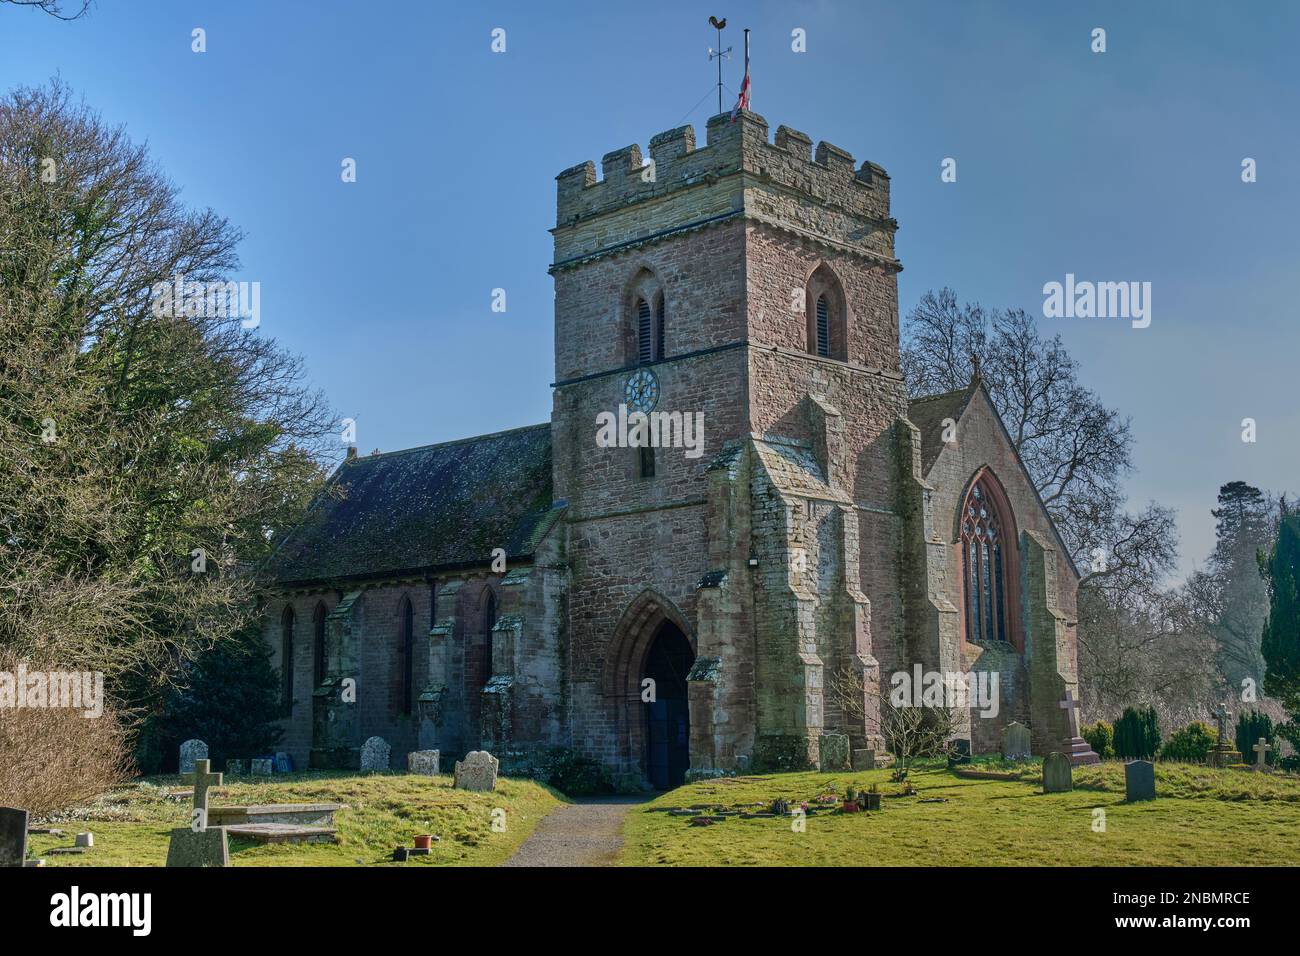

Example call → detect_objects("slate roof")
263 423 557 587
907 384 977 475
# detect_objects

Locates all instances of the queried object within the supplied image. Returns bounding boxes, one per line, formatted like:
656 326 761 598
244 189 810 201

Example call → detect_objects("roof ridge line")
349 422 551 461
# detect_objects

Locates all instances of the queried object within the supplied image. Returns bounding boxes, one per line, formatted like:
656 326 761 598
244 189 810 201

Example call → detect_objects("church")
261 109 1085 789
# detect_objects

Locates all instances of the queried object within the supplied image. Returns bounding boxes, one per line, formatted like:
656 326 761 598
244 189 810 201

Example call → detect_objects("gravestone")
181 760 222 830
453 750 499 792
249 758 273 775
1208 703 1243 767
167 759 230 867
165 827 230 867
1125 760 1156 802
225 759 245 775
1042 752 1073 793
852 748 893 770
179 739 208 775
1058 689 1100 765
274 752 293 774
360 736 391 772
0 806 28 867
1252 737 1272 771
408 750 440 775
817 733 850 772
1001 721 1033 760
947 739 971 767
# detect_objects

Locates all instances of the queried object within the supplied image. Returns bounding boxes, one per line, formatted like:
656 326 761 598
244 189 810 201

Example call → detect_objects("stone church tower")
261 110 1088 787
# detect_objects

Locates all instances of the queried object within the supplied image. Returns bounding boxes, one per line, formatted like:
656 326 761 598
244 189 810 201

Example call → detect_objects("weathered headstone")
947 738 971 767
165 827 230 867
407 750 440 775
852 748 893 770
1208 703 1243 767
167 758 230 867
181 759 223 830
1001 721 1033 760
0 807 28 867
1125 760 1156 802
360 736 391 772
74 832 94 848
249 758 273 775
274 752 293 774
225 759 245 775
1253 737 1272 771
453 750 499 792
1042 752 1073 793
817 733 850 772
179 738 208 775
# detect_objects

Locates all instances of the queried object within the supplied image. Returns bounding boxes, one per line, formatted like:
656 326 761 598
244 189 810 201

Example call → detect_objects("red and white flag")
731 29 750 120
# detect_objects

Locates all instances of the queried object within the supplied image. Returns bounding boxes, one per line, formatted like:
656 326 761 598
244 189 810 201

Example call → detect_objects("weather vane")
708 16 731 116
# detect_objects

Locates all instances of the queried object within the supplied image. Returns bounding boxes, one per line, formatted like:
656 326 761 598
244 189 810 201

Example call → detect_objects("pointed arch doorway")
642 620 693 790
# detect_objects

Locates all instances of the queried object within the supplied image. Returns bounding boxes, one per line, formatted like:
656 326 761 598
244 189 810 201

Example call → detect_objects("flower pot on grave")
414 835 433 850
841 801 859 813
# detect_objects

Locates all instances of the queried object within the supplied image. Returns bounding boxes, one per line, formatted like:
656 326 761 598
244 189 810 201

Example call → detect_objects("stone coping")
211 803 345 815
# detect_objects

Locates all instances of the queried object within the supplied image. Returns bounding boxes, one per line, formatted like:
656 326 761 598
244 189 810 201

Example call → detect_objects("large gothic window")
961 477 1014 645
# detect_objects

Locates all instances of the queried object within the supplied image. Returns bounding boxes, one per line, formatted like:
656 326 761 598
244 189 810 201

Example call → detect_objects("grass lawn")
619 760 1300 866
27 771 564 867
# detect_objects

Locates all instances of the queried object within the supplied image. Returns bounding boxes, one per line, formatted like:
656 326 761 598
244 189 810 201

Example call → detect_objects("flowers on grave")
842 785 859 812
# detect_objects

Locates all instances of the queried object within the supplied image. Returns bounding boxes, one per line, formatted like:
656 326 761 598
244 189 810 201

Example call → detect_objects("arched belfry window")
805 265 847 361
961 476 1017 645
637 298 653 364
815 294 830 357
280 606 295 711
655 297 665 359
627 268 665 365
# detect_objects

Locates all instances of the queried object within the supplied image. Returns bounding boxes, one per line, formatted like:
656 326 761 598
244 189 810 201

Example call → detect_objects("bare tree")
828 663 962 768
0 0 91 19
902 289 1165 581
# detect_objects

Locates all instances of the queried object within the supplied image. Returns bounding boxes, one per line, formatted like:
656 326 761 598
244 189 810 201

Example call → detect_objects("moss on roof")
264 424 555 587
907 384 976 475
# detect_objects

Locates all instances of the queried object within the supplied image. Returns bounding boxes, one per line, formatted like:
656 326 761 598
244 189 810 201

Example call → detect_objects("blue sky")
2 0 1297 578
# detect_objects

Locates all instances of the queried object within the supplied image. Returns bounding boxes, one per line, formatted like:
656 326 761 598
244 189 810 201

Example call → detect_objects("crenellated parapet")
553 111 896 267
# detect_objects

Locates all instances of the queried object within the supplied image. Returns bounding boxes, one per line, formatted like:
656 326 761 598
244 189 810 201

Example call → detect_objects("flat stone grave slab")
206 803 345 828
225 823 337 845
953 768 1021 780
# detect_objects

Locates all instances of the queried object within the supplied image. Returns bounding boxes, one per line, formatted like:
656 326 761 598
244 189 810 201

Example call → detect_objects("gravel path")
501 795 649 867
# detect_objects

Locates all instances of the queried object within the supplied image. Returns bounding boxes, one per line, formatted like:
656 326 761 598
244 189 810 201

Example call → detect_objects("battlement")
555 111 892 233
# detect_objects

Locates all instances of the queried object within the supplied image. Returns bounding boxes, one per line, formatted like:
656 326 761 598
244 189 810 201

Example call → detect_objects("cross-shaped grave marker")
1213 703 1231 747
181 759 222 831
1058 688 1083 738
1252 737 1272 771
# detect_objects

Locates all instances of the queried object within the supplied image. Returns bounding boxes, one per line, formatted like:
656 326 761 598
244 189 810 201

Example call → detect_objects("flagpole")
743 29 750 110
